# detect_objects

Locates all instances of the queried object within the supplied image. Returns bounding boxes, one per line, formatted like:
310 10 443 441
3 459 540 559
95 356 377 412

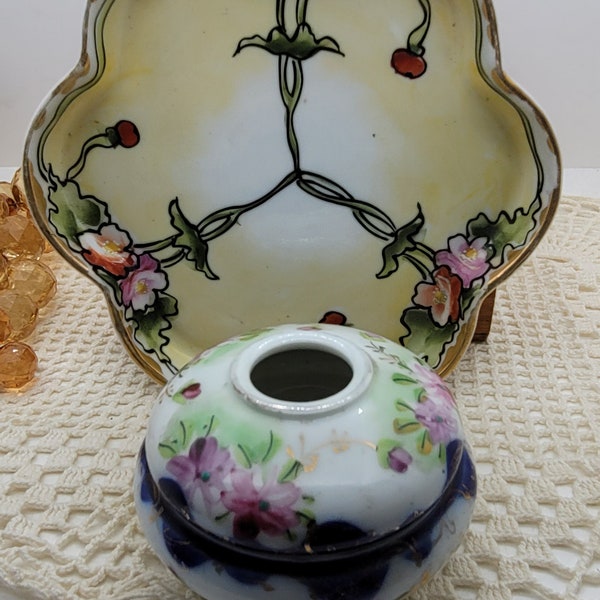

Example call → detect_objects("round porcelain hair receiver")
135 324 476 600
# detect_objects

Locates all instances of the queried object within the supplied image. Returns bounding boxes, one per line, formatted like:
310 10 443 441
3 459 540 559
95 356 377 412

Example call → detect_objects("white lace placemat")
0 195 598 600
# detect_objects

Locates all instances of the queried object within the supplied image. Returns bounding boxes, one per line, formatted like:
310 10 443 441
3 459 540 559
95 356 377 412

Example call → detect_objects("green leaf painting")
169 199 218 280
47 173 108 246
234 23 343 60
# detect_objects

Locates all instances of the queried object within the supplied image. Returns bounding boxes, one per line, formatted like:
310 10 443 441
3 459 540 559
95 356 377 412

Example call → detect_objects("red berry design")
115 120 140 148
391 48 427 79
319 311 347 326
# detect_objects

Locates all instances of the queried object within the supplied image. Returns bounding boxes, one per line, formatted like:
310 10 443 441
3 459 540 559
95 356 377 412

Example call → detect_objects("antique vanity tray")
24 0 560 381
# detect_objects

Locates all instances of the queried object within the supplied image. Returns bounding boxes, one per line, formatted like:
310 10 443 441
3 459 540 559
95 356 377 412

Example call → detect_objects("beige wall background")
0 0 598 168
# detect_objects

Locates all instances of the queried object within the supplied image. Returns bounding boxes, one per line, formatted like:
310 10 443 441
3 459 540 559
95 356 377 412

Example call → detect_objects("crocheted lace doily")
0 195 598 600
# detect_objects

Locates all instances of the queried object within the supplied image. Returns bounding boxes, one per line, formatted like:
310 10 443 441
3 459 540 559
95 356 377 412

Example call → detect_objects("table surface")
0 167 598 600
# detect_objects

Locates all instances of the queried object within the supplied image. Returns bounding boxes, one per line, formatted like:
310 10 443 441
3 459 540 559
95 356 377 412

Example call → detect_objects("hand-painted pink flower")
221 469 301 540
414 399 458 445
79 224 136 277
413 266 462 326
388 447 413 473
412 362 456 407
436 235 490 287
167 437 235 511
119 253 167 310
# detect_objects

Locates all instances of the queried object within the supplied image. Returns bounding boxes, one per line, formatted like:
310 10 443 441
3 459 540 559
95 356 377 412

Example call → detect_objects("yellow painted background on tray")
40 0 538 367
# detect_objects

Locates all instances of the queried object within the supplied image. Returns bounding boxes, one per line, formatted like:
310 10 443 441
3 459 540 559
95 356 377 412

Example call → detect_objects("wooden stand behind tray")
472 290 496 343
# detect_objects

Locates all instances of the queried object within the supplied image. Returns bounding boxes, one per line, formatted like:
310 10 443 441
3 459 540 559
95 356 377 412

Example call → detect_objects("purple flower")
167 437 235 511
119 253 167 310
388 447 413 473
414 399 458 445
412 362 455 408
221 469 301 540
435 235 490 287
